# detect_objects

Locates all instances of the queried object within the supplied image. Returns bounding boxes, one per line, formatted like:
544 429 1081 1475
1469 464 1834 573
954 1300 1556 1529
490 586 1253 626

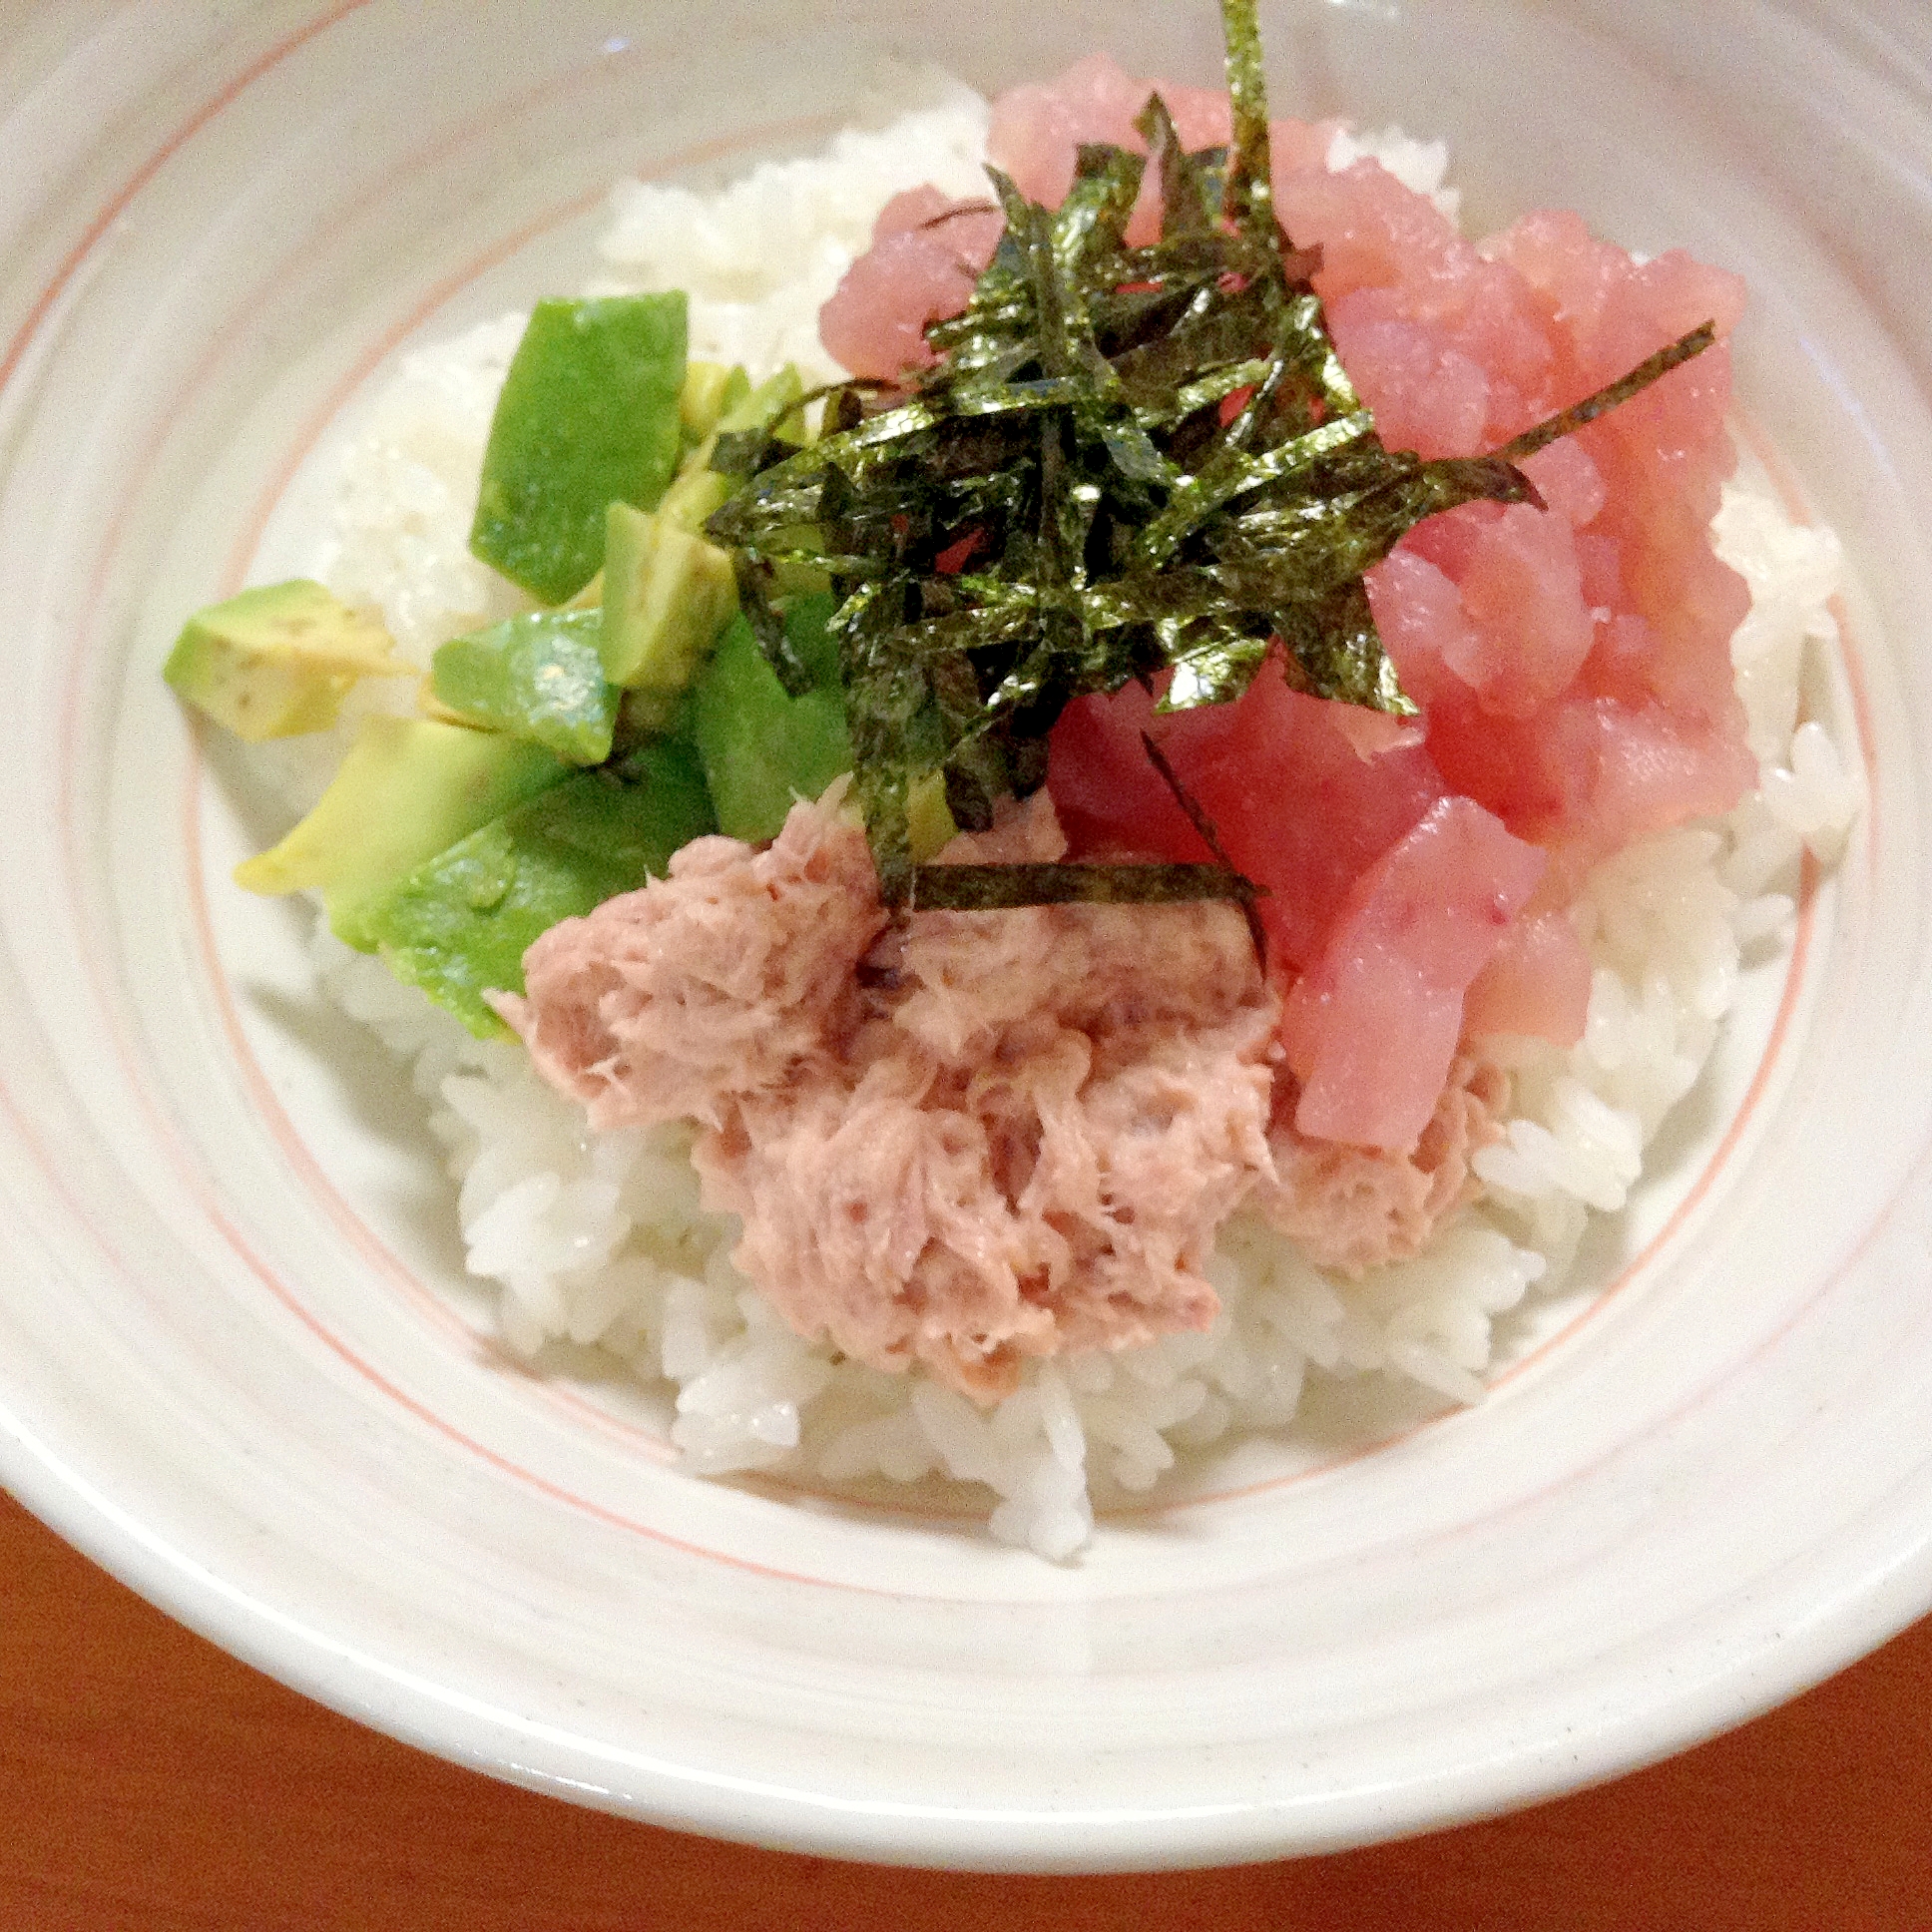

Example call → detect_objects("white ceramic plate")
1 0 1929 1871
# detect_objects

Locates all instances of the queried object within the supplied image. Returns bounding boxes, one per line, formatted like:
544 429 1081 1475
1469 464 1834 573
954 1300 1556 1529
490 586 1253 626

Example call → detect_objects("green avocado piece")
234 715 569 949
788 591 843 685
707 364 811 480
679 360 749 450
362 737 717 1037
717 363 805 439
469 294 688 605
599 499 738 714
430 610 619 764
691 597 854 842
163 579 400 740
656 463 732 536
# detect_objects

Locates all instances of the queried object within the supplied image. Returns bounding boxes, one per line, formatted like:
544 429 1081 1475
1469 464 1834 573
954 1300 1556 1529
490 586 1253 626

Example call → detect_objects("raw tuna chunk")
821 56 1339 383
819 188 1003 381
1278 797 1546 1150
1449 503 1596 717
1049 667 1446 972
1461 908 1592 1047
1278 160 1557 446
1044 679 1223 867
1272 161 1755 871
986 51 1333 245
985 51 1160 210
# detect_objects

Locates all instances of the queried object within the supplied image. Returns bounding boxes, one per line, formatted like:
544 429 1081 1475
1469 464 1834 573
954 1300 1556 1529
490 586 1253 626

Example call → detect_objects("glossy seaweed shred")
708 0 1716 909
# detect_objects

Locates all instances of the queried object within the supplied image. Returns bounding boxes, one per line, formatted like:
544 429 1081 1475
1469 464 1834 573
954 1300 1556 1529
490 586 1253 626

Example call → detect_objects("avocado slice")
656 464 732 536
679 360 750 451
716 363 806 441
430 610 619 764
599 500 738 718
361 737 717 1037
707 364 810 481
163 580 401 740
690 598 854 841
234 715 568 949
469 294 688 605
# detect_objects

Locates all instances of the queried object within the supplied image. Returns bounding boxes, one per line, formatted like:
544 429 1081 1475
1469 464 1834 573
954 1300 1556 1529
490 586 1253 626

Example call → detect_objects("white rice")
294 89 1859 1560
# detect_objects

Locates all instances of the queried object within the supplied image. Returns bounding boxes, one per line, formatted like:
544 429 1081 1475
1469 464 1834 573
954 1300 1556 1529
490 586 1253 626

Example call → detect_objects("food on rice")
176 11 1862 1559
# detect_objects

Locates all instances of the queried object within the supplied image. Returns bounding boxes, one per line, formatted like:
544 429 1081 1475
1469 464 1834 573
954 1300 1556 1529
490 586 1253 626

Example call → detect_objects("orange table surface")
2 1488 1928 1932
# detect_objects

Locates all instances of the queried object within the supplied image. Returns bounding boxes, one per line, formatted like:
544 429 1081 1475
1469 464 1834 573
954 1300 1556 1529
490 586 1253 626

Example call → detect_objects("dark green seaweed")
908 861 1257 910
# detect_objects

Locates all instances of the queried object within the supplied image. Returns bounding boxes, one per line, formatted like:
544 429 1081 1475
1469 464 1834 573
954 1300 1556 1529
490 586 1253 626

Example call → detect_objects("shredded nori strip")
1492 321 1716 464
909 861 1257 909
708 0 1717 908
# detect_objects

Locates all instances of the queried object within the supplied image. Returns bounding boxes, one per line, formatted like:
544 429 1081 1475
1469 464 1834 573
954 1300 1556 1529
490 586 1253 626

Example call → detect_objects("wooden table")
2 1488 1926 1931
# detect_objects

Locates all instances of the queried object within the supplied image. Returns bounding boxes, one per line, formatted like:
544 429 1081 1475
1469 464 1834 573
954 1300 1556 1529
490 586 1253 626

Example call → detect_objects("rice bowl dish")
212 58 1861 1560
3 0 1925 1868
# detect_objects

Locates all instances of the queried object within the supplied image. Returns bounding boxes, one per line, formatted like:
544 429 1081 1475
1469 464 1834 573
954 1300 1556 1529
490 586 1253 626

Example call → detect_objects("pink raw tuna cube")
1049 667 1447 972
1462 907 1593 1047
819 188 1002 380
1279 797 1547 1150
